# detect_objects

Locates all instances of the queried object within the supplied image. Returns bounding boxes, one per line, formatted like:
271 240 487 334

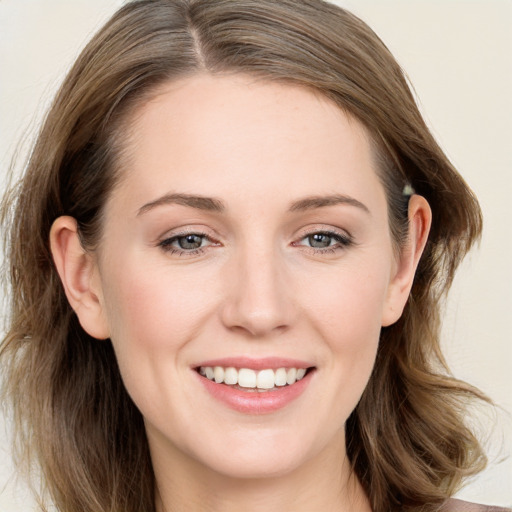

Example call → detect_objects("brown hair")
1 1 487 511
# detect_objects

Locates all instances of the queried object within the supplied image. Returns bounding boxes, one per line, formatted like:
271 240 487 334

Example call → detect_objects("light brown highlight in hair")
1 1 487 511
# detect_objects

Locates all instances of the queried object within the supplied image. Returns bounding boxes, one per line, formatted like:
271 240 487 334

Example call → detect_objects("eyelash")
157 229 354 257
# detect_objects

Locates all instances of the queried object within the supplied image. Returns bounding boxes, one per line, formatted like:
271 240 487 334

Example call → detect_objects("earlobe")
49 216 110 340
382 195 432 327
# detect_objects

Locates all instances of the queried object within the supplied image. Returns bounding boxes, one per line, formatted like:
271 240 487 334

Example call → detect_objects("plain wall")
1 0 510 510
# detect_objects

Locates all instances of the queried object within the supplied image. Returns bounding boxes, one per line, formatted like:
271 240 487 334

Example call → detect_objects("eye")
295 230 353 252
158 232 215 254
307 233 337 248
174 234 206 250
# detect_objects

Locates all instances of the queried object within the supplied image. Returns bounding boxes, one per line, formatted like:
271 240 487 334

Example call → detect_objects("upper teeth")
199 366 307 389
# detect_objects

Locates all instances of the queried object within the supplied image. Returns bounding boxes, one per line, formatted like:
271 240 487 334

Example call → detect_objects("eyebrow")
137 192 369 216
137 193 225 216
288 194 370 214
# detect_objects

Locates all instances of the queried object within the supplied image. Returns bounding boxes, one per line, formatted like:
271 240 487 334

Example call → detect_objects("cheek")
300 255 392 397
98 258 214 397
98 261 215 428
306 258 391 342
103 258 209 345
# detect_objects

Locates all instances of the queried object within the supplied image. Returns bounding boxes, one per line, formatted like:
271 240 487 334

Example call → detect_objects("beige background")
1 0 511 509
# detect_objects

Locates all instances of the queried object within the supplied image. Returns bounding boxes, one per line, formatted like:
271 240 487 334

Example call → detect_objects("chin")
202 449 310 481
184 424 336 482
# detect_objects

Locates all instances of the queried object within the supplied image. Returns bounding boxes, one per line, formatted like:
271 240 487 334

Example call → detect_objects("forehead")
111 73 385 215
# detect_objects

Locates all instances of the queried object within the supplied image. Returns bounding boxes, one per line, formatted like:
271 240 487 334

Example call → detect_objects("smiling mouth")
196 366 314 392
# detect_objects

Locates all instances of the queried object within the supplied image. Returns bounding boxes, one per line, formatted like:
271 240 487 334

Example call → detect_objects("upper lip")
193 357 314 371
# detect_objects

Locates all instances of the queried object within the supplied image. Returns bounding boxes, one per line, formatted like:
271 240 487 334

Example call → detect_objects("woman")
1 1 508 511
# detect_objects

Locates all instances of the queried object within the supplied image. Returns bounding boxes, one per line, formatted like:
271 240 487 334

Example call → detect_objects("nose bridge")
221 238 293 337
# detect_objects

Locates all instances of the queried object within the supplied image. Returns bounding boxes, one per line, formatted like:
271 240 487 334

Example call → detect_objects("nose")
220 245 296 338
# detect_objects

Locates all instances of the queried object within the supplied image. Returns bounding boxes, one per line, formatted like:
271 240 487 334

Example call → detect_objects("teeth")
224 367 238 385
238 368 257 388
256 369 275 389
274 368 287 387
213 366 224 384
286 367 297 385
198 366 309 389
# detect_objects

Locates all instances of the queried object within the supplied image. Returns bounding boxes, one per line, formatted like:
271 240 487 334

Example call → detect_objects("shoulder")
440 499 512 512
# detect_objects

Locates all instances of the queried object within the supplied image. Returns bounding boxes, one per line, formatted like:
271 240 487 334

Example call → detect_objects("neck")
152 431 371 512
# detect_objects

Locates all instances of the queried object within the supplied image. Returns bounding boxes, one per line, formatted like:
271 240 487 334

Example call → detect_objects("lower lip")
196 370 314 414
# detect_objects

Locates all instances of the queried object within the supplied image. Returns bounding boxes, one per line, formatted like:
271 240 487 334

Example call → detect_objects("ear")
381 195 432 327
49 216 110 339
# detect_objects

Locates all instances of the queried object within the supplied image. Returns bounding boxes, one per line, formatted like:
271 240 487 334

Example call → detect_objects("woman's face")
85 74 414 479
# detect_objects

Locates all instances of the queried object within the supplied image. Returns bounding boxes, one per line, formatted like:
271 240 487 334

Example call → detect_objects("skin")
50 74 431 512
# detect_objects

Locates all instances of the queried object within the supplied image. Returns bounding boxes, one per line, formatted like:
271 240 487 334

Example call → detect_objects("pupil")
309 233 331 248
179 235 202 249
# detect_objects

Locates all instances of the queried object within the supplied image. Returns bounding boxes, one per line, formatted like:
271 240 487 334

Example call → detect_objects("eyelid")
155 223 219 243
294 224 353 241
